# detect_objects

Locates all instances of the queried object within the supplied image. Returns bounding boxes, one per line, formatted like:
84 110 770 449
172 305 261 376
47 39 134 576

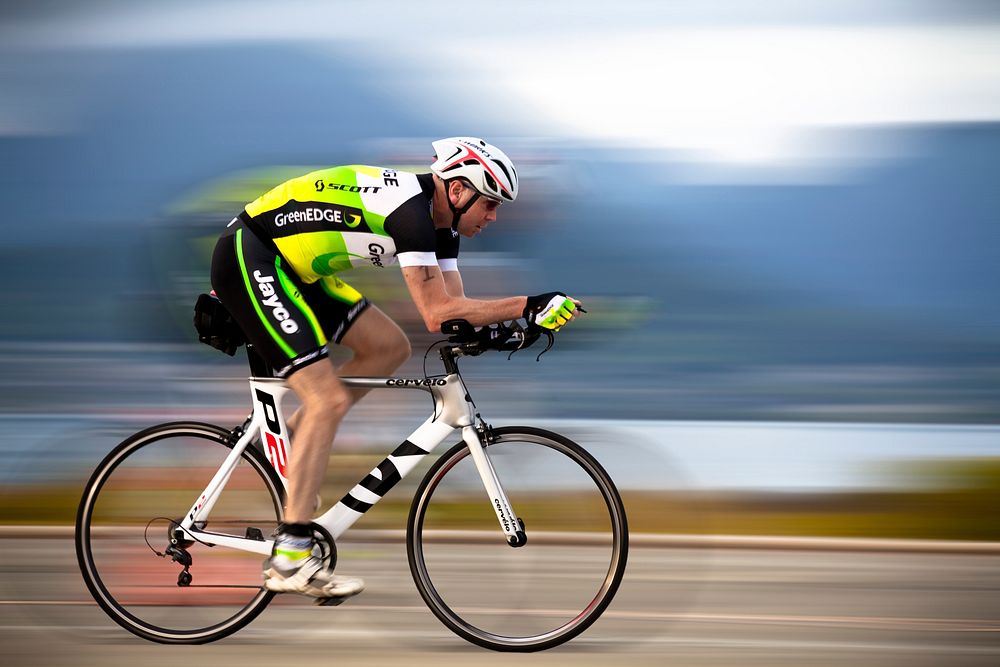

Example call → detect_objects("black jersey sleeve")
383 192 437 259
435 228 461 272
435 228 461 260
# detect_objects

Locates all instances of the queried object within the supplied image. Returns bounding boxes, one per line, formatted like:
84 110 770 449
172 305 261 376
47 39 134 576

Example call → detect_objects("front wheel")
75 422 285 644
407 426 628 651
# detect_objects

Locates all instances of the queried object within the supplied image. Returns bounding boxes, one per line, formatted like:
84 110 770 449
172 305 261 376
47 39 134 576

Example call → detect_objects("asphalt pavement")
2 535 998 667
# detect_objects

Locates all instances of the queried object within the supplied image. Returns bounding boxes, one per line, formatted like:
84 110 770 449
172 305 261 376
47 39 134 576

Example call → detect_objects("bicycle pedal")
314 596 349 607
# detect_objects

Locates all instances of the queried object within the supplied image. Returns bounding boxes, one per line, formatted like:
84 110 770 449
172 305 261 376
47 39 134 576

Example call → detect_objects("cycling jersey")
211 166 458 377
239 167 460 280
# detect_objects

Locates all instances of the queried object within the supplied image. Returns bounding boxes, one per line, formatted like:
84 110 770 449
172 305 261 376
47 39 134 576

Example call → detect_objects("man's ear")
447 180 466 206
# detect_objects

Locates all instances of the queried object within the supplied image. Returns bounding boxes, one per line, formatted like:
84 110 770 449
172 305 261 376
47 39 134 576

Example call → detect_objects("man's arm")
402 265 526 333
441 269 465 298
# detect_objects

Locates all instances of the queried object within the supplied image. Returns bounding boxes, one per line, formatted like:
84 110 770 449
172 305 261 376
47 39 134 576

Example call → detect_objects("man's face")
454 185 502 238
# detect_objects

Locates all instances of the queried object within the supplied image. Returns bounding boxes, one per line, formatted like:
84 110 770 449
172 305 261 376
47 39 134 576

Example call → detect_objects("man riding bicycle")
209 137 581 602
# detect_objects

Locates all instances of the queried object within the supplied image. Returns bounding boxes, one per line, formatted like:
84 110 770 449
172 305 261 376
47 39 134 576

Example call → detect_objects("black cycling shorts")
210 220 371 377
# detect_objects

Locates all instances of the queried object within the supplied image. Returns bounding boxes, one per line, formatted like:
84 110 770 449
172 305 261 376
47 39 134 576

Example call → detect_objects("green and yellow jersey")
238 166 459 283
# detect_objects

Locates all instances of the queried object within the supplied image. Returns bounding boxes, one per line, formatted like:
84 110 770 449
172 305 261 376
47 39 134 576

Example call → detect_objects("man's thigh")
339 305 409 358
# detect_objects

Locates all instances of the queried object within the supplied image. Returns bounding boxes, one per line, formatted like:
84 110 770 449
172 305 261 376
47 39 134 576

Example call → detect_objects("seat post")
246 344 274 378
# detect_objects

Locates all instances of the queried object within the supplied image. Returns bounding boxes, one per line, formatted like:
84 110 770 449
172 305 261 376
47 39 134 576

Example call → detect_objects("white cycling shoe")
263 544 364 600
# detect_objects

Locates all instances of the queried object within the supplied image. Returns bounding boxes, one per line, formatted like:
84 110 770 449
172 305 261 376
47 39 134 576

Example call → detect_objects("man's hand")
523 293 582 331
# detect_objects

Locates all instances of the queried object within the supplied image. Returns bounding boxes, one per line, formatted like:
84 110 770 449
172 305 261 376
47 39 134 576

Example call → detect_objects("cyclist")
209 137 581 601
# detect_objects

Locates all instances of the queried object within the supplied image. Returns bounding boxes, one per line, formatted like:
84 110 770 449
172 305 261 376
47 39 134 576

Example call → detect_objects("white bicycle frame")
177 372 522 556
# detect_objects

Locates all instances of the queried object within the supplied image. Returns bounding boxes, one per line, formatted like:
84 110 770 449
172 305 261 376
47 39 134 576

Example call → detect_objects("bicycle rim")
75 422 283 643
407 426 628 651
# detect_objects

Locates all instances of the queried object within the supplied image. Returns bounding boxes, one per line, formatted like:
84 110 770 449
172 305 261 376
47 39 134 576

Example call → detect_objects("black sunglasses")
462 182 502 211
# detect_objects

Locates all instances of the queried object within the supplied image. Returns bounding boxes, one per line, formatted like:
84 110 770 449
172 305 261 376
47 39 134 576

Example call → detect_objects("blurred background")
2 0 999 537
3 2 1000 665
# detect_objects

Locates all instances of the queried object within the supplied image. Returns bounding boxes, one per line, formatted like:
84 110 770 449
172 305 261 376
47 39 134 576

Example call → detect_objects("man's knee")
383 338 411 372
381 334 411 369
311 383 352 417
347 315 410 369
289 364 352 416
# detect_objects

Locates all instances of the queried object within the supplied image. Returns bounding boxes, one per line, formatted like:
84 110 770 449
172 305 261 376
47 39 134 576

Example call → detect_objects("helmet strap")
446 181 480 232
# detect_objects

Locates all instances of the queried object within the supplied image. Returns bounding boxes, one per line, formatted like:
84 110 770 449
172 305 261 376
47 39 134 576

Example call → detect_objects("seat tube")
184 379 291 530
461 425 521 544
181 421 259 530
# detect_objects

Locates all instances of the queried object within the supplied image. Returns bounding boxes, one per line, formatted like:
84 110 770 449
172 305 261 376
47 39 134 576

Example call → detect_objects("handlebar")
439 319 551 358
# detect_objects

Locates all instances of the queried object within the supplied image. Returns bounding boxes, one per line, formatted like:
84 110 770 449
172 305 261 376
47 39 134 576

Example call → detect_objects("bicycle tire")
75 421 284 644
406 426 628 651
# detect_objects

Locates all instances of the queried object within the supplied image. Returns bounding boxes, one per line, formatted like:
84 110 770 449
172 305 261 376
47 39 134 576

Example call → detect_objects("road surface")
2 534 998 666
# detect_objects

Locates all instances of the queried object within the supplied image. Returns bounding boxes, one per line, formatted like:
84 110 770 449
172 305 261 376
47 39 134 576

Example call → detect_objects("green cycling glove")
524 293 578 331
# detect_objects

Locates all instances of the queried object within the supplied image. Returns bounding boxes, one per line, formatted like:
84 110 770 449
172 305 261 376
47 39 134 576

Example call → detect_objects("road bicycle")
75 305 628 651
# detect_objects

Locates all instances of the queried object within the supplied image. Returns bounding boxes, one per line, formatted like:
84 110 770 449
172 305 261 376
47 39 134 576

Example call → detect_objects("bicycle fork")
462 424 527 547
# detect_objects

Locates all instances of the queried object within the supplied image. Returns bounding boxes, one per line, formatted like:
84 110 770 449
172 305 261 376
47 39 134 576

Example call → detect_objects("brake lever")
505 323 527 360
535 329 555 362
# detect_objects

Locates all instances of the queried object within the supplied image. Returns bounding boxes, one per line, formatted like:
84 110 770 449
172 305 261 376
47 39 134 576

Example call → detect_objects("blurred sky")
4 1 1000 162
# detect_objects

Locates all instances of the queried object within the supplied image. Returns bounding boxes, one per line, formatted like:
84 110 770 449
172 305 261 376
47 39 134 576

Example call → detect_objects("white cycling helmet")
430 137 518 202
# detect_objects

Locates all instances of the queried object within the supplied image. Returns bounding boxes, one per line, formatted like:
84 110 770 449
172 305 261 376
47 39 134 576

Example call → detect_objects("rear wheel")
75 422 284 643
407 427 628 651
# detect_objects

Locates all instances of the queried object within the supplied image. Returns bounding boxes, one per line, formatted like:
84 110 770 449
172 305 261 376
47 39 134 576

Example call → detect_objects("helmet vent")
483 172 497 192
492 158 512 185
